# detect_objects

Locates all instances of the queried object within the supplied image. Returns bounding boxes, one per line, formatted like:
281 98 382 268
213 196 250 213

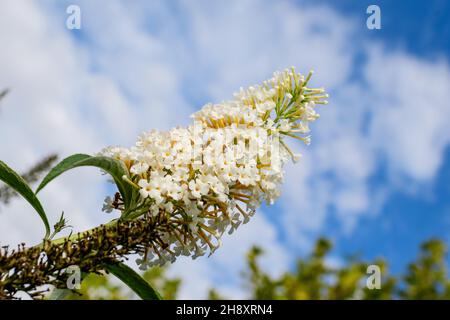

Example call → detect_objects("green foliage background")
65 237 450 300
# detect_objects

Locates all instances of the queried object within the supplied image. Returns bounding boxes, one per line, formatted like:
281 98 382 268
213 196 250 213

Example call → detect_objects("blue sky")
314 0 450 273
1 0 449 298
317 0 450 57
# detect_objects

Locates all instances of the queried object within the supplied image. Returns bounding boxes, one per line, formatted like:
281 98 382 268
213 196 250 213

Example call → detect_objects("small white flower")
138 179 152 198
188 179 209 199
130 162 149 175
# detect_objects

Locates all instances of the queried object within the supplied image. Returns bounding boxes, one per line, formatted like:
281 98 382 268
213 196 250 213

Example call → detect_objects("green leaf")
36 154 133 209
47 288 72 300
105 262 162 300
0 160 50 238
47 271 88 300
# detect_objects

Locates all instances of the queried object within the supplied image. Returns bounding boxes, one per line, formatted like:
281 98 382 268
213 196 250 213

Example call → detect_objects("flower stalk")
0 67 327 299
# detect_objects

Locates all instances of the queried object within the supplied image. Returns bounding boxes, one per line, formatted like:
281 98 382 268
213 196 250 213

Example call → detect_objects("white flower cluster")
99 68 327 269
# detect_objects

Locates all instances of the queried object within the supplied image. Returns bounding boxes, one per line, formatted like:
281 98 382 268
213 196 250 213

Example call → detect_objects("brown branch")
0 215 163 299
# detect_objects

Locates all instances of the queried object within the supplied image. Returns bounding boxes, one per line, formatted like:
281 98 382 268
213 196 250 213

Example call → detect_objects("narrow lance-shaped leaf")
0 160 50 238
36 154 133 209
47 271 88 300
105 262 162 300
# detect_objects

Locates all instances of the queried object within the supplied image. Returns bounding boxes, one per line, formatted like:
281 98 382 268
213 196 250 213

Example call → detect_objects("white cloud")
365 45 450 182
